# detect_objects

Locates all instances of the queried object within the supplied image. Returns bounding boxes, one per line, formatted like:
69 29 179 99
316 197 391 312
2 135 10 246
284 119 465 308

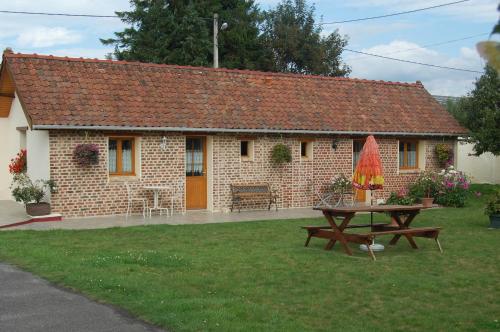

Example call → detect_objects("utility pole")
213 13 228 69
213 13 219 68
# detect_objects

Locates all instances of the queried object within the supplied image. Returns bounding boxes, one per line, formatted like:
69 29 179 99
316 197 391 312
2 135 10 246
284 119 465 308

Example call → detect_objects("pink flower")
475 191 482 197
397 188 408 197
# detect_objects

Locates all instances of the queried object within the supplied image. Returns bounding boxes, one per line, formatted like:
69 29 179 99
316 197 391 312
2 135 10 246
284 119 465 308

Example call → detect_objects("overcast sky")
0 0 498 96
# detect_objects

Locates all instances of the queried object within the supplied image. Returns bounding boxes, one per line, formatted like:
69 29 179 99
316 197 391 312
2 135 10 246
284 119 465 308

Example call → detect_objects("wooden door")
353 139 366 202
186 137 207 209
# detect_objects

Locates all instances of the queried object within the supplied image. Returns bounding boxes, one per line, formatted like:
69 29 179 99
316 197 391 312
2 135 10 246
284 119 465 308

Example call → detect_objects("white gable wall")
0 94 50 200
457 142 500 184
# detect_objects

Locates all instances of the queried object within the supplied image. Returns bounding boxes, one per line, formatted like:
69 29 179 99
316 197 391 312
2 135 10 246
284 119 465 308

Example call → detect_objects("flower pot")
489 214 500 229
26 202 51 216
421 197 434 208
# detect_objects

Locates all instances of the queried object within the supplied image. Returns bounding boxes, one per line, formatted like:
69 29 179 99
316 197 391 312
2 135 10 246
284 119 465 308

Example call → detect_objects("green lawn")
0 184 499 332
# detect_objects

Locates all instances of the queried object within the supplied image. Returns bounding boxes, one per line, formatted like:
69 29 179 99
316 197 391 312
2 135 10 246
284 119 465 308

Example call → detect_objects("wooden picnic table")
303 205 442 260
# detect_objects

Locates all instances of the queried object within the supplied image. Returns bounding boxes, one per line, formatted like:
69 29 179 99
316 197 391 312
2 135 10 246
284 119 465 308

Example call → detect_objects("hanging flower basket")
435 143 453 168
271 143 292 166
73 144 100 166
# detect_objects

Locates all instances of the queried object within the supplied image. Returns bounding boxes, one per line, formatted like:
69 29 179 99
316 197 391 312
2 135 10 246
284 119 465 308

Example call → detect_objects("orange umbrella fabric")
352 135 384 190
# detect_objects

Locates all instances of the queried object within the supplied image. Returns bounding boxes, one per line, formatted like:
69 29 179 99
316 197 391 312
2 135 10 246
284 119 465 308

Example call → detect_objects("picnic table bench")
303 205 442 260
230 183 278 212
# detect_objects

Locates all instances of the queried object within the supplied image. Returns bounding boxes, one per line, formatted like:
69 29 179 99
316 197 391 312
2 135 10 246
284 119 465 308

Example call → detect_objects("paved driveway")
0 200 29 227
0 263 164 332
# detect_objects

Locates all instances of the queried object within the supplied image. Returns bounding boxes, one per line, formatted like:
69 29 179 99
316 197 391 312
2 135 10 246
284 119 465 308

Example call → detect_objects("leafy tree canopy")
101 0 265 69
260 0 350 76
101 0 350 76
448 66 500 156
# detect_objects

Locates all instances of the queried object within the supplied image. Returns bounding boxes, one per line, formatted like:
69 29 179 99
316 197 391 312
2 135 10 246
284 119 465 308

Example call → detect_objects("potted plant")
385 189 416 206
485 190 500 229
328 174 354 207
10 173 56 216
410 171 440 208
73 143 100 166
330 174 352 194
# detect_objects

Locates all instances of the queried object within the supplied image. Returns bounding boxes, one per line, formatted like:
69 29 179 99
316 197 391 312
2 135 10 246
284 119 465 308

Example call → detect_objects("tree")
260 0 350 76
448 66 500 156
101 0 351 76
476 4 500 73
101 0 265 69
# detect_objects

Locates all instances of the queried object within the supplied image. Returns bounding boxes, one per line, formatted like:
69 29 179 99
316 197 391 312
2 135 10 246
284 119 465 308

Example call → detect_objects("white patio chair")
313 179 355 208
125 182 148 218
170 178 185 216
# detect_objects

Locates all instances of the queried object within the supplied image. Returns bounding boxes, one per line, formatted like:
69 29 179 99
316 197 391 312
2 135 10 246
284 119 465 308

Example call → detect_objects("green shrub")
10 173 55 205
406 167 470 207
271 143 292 165
435 166 470 207
386 191 416 205
408 171 442 201
484 190 500 216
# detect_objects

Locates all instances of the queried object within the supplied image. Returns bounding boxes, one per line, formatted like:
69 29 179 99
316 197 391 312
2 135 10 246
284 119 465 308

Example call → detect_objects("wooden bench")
302 223 443 260
230 183 278 212
368 227 443 252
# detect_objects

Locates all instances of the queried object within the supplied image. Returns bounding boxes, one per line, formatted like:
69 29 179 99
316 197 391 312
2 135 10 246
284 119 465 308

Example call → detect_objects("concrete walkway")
0 200 29 227
0 263 164 332
3 208 323 231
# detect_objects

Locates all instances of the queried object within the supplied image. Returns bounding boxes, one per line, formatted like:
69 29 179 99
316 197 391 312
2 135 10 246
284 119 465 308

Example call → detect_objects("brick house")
0 51 466 217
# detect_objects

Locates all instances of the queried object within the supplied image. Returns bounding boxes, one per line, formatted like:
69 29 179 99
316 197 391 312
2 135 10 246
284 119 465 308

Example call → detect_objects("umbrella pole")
370 189 373 228
370 189 374 244
370 189 384 251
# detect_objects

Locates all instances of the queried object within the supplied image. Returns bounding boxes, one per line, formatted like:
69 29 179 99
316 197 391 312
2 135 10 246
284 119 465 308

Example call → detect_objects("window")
300 141 313 160
240 140 254 161
109 137 135 175
353 140 363 171
186 137 205 176
301 142 307 157
399 141 418 169
241 141 249 157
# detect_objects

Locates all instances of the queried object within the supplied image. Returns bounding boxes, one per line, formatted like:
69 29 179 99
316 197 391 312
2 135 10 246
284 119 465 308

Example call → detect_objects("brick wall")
210 135 455 211
48 131 455 217
49 131 184 217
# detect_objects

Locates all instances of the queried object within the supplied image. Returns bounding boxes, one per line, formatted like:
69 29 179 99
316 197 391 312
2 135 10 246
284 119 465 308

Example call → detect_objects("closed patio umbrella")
352 135 385 252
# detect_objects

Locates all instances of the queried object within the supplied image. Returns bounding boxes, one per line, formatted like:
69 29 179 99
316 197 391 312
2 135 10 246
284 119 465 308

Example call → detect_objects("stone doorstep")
0 213 63 229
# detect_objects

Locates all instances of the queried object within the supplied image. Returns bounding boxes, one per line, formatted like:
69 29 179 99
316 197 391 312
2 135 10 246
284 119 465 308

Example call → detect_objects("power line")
348 32 490 61
0 10 119 18
0 9 212 20
320 0 470 25
0 0 471 22
344 48 484 73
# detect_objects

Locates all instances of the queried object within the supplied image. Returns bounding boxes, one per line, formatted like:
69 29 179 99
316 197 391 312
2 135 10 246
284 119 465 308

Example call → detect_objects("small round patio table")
143 185 171 217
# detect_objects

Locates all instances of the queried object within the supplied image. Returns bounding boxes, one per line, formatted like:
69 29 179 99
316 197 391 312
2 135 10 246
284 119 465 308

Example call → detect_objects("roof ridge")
5 52 421 88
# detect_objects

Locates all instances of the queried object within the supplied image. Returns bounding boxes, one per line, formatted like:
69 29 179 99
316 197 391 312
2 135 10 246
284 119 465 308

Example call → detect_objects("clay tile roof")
2 52 466 135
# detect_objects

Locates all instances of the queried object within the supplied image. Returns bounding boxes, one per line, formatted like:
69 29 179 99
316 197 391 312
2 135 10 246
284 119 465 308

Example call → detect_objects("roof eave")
31 124 465 137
